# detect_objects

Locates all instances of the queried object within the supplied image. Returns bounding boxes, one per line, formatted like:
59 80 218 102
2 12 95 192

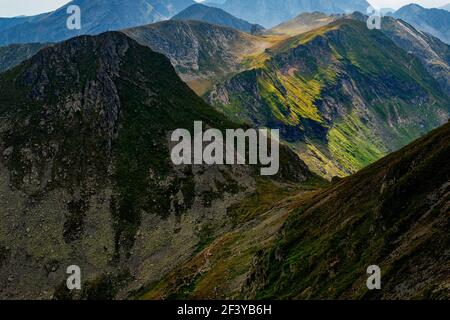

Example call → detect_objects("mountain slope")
0 31 315 299
379 15 450 94
208 0 370 28
392 4 450 44
0 20 276 95
172 3 264 34
123 20 275 94
0 0 195 46
0 43 48 73
267 12 337 36
242 122 450 299
207 19 450 179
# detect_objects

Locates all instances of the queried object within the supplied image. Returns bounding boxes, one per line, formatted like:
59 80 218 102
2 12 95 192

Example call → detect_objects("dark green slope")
243 122 450 299
208 19 450 178
0 31 314 299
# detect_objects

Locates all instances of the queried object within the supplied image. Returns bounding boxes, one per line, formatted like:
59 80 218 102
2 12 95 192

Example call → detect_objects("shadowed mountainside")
243 122 450 299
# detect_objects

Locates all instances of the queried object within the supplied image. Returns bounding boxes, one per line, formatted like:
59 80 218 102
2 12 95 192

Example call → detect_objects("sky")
0 0 448 17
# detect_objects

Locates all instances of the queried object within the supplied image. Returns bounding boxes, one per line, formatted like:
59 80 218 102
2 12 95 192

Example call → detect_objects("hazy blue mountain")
392 4 450 44
172 3 264 34
380 8 395 15
207 0 371 27
0 0 195 46
440 4 450 11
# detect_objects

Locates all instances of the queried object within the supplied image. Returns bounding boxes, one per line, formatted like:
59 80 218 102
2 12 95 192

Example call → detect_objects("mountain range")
172 3 265 34
0 0 449 301
392 4 450 44
206 0 371 27
0 0 195 46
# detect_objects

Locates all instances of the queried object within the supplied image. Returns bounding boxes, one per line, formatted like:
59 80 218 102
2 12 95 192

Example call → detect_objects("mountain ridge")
0 0 196 46
206 0 371 27
172 3 265 34
392 4 450 44
207 18 450 179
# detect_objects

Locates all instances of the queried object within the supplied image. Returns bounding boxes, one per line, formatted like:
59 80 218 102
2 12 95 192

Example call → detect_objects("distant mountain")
207 0 371 27
0 31 316 299
267 12 337 36
243 121 450 299
207 19 450 179
172 3 264 34
123 20 272 94
380 7 395 15
0 0 196 46
392 4 450 44
440 4 450 11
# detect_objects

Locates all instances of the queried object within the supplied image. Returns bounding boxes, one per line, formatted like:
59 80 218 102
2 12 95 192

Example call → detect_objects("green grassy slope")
207 19 450 179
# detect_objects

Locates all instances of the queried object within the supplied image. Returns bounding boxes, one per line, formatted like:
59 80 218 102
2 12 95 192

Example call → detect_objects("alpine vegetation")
170 121 280 175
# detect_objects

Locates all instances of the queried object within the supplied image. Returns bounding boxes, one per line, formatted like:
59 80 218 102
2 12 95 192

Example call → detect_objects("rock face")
0 0 196 46
242 122 450 300
1 20 272 95
171 3 265 34
0 31 313 299
392 4 450 45
208 0 370 27
123 20 272 94
207 19 450 179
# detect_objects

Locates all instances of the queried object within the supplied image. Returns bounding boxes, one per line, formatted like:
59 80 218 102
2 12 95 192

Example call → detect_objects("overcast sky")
0 0 448 17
